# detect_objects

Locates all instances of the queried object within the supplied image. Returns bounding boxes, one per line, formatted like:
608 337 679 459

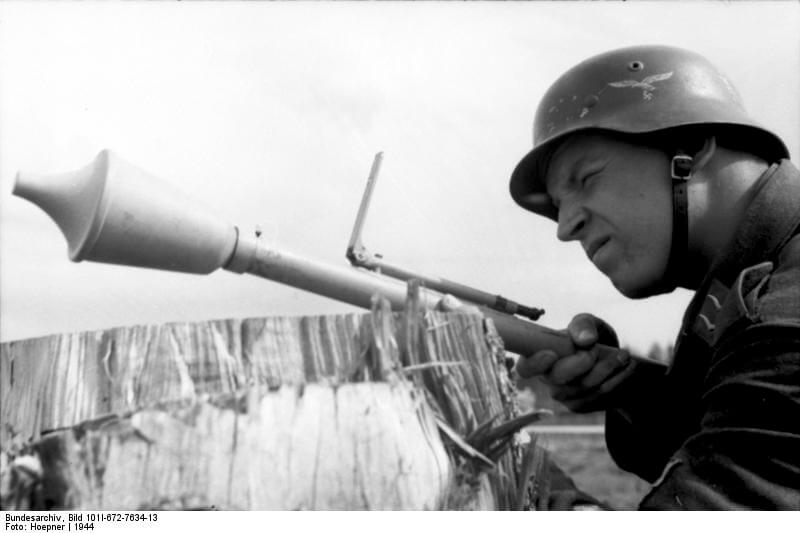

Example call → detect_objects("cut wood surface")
1 293 547 510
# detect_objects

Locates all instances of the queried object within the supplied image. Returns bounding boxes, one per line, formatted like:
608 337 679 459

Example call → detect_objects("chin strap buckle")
671 152 694 180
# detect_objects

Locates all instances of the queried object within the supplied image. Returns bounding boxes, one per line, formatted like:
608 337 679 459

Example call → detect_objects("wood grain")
1 296 540 510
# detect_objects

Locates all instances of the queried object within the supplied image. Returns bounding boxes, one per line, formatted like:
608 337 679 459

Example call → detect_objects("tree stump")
1 292 549 510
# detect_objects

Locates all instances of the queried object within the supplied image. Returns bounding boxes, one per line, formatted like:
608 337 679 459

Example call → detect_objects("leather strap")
655 177 689 293
670 177 690 284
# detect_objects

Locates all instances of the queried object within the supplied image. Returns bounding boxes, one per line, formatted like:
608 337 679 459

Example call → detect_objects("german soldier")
510 45 800 510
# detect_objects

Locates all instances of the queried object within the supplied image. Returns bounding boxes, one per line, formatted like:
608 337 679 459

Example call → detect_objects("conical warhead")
13 150 238 274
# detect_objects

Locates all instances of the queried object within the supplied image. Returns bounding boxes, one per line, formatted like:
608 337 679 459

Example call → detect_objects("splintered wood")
1 295 545 510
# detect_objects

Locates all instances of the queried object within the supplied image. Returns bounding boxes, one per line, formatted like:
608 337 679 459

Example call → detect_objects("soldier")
510 45 800 509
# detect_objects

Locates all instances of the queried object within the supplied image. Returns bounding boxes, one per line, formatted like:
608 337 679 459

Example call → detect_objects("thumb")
567 313 619 348
568 314 599 348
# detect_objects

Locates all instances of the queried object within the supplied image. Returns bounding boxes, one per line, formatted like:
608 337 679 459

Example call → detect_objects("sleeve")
638 324 800 510
603 362 678 483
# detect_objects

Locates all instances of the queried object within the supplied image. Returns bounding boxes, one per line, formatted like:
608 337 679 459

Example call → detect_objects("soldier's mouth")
586 237 610 262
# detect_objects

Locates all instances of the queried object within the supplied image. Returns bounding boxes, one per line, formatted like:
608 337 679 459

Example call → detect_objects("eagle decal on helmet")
608 71 674 100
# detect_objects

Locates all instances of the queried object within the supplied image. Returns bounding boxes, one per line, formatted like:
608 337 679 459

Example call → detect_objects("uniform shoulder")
709 234 800 346
756 233 800 324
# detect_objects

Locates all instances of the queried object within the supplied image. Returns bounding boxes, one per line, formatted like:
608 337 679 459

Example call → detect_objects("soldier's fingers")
568 314 600 348
516 350 559 378
560 394 601 414
547 350 597 386
551 384 603 413
580 348 631 389
550 382 589 402
597 358 639 395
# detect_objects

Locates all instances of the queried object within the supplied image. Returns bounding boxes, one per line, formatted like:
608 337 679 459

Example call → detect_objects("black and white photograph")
1 0 798 522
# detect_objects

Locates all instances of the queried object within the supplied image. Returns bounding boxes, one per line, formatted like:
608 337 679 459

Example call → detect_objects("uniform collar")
705 159 800 287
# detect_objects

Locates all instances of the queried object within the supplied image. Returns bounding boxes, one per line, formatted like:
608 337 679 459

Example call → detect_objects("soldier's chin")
611 275 670 299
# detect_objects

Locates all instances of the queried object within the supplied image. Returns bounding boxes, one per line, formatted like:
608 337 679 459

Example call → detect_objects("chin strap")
661 137 717 291
662 152 693 291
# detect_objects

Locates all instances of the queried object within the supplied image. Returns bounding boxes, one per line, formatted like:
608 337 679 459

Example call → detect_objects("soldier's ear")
691 136 717 174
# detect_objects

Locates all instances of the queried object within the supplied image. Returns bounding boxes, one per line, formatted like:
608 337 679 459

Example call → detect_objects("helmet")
509 45 790 219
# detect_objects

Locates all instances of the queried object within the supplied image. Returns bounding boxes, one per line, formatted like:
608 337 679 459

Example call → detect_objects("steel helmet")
509 45 790 219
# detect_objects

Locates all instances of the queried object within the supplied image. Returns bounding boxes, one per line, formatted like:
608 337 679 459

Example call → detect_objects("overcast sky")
1 2 798 355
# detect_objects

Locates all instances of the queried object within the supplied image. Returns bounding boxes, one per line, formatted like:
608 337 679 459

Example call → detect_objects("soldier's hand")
515 313 637 412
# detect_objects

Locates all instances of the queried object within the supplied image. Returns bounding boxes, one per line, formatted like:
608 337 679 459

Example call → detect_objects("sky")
1 2 798 355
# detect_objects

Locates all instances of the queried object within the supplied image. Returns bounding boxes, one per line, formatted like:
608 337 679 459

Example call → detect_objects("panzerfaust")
12 150 664 365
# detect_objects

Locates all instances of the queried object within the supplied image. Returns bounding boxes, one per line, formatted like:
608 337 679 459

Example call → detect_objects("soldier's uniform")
509 45 800 510
606 160 800 509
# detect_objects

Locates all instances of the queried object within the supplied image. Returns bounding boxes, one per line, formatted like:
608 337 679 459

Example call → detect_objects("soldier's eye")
580 170 600 184
579 163 606 186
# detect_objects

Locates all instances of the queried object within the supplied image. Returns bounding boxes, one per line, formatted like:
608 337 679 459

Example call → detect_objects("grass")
534 431 651 510
517 377 651 509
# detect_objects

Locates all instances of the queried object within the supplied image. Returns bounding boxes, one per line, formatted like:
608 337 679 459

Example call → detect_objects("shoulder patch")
712 262 774 345
758 235 800 324
713 235 800 345
756 262 800 324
